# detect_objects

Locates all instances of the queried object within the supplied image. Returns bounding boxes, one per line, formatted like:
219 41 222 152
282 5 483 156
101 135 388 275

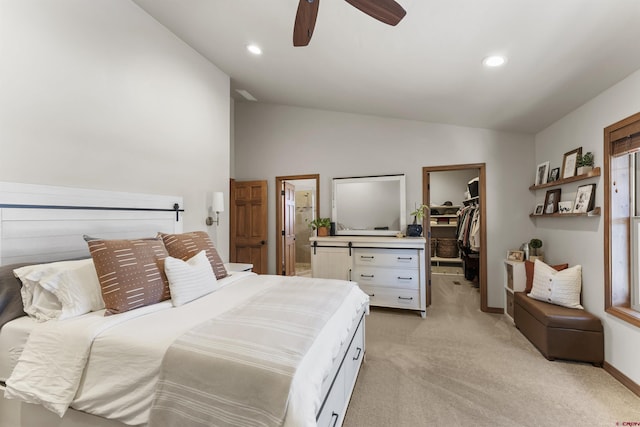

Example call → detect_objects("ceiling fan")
293 0 406 46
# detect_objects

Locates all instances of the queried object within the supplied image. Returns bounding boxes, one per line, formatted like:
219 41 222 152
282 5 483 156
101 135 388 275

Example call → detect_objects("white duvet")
4 272 368 426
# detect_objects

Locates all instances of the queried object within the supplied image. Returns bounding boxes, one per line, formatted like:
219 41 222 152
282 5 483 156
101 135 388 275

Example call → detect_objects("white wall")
535 68 640 386
430 170 480 206
0 0 231 260
234 103 536 308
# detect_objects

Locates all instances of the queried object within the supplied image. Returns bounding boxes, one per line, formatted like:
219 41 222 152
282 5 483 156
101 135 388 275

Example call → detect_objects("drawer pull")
360 274 374 278
398 296 414 301
330 413 339 427
397 276 413 280
397 257 413 260
360 256 375 259
367 293 375 297
353 347 362 361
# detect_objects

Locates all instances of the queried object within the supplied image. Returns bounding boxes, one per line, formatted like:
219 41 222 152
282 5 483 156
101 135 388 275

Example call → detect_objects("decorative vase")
407 223 422 237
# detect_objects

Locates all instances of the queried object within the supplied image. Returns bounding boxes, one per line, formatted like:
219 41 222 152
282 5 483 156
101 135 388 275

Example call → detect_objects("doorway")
423 164 493 313
229 179 268 274
275 174 320 276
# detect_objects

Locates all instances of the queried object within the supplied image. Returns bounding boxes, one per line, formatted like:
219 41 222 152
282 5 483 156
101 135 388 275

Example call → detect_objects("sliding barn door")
230 180 268 274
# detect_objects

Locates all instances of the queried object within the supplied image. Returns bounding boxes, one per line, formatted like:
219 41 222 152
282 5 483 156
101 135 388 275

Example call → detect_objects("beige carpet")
343 275 640 427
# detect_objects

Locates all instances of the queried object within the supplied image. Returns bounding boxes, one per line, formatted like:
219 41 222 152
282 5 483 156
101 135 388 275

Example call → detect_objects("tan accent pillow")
159 231 228 279
87 238 170 315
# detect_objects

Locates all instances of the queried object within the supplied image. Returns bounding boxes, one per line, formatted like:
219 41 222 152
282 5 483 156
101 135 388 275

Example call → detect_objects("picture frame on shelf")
558 201 573 214
549 167 560 182
535 161 550 186
573 183 596 213
534 204 544 215
507 250 524 262
561 147 582 179
544 189 561 214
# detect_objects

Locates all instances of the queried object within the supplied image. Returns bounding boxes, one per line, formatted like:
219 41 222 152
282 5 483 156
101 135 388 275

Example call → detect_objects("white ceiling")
132 0 640 134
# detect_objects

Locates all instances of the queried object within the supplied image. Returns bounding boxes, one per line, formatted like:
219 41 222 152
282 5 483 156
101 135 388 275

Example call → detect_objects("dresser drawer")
359 285 421 310
354 248 419 268
353 267 419 289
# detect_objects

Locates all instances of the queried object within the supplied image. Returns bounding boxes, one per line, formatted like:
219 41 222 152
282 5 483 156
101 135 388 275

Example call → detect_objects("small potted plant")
529 238 543 262
309 217 331 237
576 151 594 175
407 204 429 237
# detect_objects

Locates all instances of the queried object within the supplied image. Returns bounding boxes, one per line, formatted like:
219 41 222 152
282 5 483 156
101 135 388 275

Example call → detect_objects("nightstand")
224 262 253 272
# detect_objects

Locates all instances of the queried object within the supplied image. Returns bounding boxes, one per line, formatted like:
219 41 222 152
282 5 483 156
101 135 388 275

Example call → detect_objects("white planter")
577 166 593 175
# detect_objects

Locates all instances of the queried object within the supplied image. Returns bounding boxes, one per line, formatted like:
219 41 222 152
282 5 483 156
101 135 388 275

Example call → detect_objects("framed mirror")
332 174 406 236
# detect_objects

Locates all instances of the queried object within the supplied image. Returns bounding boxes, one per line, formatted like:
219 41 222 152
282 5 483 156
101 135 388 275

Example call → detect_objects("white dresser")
310 236 427 318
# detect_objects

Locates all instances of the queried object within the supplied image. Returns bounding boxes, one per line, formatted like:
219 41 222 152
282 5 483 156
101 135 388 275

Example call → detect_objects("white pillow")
14 259 105 321
165 250 219 307
528 259 583 309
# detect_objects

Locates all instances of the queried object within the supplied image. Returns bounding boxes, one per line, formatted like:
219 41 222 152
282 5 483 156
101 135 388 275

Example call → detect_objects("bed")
0 182 368 427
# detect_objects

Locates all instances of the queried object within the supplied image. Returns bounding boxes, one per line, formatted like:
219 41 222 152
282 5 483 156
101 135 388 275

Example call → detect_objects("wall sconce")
206 192 224 226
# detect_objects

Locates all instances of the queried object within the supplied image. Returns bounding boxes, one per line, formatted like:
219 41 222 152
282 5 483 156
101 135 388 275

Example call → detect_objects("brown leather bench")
513 291 604 366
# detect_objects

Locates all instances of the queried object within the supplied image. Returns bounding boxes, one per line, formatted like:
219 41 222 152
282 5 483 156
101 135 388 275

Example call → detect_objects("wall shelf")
529 207 601 218
529 167 601 191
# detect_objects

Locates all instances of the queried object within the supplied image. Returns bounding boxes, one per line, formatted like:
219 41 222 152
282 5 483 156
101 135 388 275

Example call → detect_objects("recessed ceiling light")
246 44 262 55
236 89 257 101
482 55 507 67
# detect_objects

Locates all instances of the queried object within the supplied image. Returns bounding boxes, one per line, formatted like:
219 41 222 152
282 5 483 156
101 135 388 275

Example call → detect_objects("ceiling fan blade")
344 0 406 26
293 0 320 47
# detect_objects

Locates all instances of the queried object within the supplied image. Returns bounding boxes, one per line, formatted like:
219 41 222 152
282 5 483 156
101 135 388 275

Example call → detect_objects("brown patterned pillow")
158 231 228 279
87 238 171 315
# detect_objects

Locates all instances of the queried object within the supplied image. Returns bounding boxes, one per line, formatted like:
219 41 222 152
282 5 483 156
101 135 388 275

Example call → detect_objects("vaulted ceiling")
133 0 640 133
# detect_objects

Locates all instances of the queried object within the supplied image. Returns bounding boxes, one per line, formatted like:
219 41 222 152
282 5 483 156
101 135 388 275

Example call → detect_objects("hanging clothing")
456 204 480 253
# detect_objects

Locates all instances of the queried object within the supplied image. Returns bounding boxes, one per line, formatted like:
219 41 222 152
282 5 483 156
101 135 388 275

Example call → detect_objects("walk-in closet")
423 164 487 311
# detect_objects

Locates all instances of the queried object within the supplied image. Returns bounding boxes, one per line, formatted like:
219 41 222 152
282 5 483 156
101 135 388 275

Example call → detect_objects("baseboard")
604 361 640 398
485 306 503 314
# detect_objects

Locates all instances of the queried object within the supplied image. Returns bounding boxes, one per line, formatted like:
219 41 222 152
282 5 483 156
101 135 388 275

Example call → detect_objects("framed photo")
561 147 582 179
534 204 544 215
558 201 573 214
544 189 561 214
507 250 524 262
573 183 596 213
535 161 550 186
549 167 560 182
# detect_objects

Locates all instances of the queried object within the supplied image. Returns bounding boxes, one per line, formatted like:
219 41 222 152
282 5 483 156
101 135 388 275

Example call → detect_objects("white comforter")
4 272 368 426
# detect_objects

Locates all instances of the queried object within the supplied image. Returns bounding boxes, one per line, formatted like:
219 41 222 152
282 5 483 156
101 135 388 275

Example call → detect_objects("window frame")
605 112 640 326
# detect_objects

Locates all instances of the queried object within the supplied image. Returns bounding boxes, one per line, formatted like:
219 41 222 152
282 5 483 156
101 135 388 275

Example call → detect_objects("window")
605 112 640 325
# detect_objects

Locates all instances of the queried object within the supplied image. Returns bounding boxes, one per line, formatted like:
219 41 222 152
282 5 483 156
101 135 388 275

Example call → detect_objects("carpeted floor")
343 274 640 427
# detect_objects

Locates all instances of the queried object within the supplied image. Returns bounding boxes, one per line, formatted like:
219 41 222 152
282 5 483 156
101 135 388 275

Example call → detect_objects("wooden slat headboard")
0 182 183 265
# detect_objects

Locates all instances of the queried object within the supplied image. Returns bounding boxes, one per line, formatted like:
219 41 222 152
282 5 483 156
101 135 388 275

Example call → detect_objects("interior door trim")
275 174 320 276
423 163 496 313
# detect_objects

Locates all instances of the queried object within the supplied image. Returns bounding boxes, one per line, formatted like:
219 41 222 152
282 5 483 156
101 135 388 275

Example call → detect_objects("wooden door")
230 179 268 274
283 181 296 276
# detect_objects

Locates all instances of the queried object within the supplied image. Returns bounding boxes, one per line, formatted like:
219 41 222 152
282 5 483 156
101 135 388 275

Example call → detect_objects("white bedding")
0 316 34 382
3 271 368 426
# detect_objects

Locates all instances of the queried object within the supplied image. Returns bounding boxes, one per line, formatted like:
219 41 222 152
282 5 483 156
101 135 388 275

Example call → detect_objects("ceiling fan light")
246 44 262 55
482 55 506 67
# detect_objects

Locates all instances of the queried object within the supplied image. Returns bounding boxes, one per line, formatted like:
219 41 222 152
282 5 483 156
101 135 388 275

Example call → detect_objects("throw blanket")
148 276 353 427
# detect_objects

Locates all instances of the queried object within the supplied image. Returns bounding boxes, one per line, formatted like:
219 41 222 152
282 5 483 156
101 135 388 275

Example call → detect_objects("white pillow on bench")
528 259 583 309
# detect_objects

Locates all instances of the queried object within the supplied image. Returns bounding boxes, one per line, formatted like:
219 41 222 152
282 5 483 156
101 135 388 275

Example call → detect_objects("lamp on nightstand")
206 192 224 226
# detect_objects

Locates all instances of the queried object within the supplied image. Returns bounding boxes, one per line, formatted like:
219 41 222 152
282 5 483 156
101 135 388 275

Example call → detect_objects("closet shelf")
529 207 601 218
529 167 600 191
